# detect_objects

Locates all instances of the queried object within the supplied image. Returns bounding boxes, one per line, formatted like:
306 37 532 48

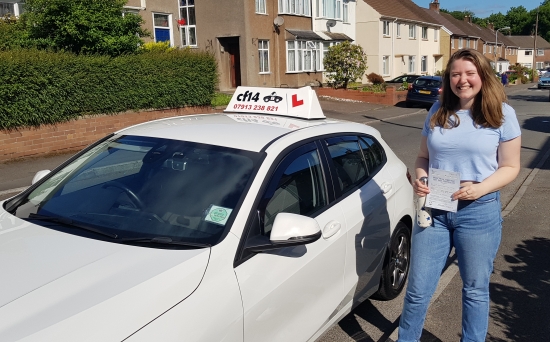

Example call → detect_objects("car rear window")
414 78 441 87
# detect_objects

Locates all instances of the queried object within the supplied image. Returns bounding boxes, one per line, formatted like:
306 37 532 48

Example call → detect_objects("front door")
225 39 241 88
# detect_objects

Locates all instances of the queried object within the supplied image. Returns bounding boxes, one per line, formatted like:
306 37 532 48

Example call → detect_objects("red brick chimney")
463 15 472 23
487 22 494 31
429 0 440 12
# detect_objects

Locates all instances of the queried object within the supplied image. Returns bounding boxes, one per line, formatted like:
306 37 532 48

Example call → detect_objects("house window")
422 27 428 40
466 38 470 48
259 40 270 73
536 62 544 69
280 0 311 16
179 0 197 46
343 0 348 23
409 24 416 39
458 37 463 49
537 49 544 56
451 38 454 49
0 2 15 16
383 21 390 36
483 43 486 53
256 0 266 14
287 40 323 72
382 56 389 75
473 39 477 49
396 23 401 37
320 0 340 19
408 56 415 73
153 13 172 44
421 56 427 73
434 28 438 41
525 50 532 56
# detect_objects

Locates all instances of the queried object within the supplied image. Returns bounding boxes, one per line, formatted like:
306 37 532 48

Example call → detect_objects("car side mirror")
270 213 321 243
31 170 50 185
246 213 321 253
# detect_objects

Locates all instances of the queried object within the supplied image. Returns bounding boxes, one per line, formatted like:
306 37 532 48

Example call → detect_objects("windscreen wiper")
118 236 211 248
27 213 118 239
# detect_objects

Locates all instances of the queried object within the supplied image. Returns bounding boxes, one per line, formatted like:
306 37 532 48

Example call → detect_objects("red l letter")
291 94 304 107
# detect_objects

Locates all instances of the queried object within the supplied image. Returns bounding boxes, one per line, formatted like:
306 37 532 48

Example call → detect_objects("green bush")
0 49 217 130
362 84 387 93
211 93 232 107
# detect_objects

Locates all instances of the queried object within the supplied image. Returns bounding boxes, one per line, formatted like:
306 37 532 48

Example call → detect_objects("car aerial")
0 87 414 342
538 72 550 89
385 74 421 84
405 75 443 109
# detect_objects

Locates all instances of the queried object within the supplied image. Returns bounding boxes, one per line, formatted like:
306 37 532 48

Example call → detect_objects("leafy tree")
486 13 509 30
506 6 533 35
535 1 550 42
19 0 149 56
323 41 368 89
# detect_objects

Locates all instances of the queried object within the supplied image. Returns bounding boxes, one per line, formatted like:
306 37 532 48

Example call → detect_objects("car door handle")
322 220 341 239
381 182 393 194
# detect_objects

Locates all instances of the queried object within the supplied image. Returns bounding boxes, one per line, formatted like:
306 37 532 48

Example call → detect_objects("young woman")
397 49 521 342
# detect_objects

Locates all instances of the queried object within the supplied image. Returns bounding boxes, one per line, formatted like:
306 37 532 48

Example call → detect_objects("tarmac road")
0 83 548 342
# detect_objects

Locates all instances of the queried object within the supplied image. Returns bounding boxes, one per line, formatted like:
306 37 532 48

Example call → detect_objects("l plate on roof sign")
224 86 325 120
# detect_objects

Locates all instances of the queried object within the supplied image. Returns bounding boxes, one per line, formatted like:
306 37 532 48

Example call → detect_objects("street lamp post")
495 26 510 72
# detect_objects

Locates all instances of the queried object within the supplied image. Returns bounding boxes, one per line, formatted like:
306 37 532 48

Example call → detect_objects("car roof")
416 75 442 80
117 113 345 152
116 86 376 153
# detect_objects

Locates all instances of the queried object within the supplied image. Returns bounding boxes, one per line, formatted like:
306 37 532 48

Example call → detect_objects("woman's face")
449 58 482 109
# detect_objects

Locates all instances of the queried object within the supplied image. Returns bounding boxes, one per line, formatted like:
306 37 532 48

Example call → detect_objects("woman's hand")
413 179 430 197
453 184 481 201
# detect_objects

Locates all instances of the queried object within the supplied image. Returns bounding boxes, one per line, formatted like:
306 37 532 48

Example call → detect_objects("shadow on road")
521 117 550 170
508 93 549 102
488 237 550 342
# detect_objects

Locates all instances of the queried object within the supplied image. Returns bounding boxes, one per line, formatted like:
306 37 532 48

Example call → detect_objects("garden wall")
0 107 217 163
315 86 407 105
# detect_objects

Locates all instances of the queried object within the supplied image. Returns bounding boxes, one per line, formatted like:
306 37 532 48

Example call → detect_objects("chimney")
429 0 440 13
463 15 472 24
488 22 494 31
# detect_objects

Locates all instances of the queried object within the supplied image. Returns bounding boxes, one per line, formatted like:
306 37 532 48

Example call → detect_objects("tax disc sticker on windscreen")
204 205 233 226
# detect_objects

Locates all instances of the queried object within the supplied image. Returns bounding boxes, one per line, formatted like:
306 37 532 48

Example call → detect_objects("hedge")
0 49 217 130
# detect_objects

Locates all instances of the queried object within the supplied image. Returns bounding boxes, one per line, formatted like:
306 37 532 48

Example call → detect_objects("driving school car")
0 87 414 342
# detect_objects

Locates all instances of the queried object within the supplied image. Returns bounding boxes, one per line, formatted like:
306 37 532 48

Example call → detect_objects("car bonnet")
0 210 210 341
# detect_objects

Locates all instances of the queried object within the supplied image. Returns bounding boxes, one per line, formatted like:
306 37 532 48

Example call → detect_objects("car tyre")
372 221 411 301
538 85 541 89
405 101 412 108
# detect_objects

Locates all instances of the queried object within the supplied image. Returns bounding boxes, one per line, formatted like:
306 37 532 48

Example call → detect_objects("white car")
0 87 414 342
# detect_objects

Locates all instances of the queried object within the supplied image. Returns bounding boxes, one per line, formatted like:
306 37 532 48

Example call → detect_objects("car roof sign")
224 86 326 120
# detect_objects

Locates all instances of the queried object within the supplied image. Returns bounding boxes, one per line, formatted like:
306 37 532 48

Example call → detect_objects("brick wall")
0 106 218 163
315 86 407 105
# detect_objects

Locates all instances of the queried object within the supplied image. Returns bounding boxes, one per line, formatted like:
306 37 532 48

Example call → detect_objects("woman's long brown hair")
430 49 507 129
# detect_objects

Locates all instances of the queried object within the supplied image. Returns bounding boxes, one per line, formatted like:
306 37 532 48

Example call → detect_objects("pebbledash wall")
0 106 217 163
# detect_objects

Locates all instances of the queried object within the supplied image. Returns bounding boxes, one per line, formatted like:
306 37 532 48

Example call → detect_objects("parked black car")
405 76 442 109
386 75 421 84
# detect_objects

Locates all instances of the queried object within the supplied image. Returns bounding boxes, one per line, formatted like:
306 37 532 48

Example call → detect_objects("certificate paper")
426 168 461 212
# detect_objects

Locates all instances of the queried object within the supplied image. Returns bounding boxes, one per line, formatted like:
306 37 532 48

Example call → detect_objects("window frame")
152 13 173 46
396 23 401 38
287 40 326 73
256 0 267 14
421 55 427 73
408 55 415 73
382 55 390 76
258 40 270 74
421 27 428 40
179 1 197 47
409 24 416 39
383 21 390 37
280 0 311 16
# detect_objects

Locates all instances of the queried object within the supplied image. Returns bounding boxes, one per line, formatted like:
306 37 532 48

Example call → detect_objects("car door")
234 141 347 342
323 135 394 301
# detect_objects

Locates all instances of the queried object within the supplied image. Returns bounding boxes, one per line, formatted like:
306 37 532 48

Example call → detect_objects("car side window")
359 136 385 175
262 146 327 235
326 136 368 194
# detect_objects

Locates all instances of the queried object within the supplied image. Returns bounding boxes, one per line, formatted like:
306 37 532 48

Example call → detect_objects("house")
126 0 356 91
506 35 550 70
0 0 23 17
358 0 443 82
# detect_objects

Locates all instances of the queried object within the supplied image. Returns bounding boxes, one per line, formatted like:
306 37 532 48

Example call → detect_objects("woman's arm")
414 136 430 197
454 136 521 200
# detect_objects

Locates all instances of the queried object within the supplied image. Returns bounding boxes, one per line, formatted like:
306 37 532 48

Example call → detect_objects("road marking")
362 109 427 125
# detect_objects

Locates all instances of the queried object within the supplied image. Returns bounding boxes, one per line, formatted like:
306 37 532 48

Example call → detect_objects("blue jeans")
398 191 502 342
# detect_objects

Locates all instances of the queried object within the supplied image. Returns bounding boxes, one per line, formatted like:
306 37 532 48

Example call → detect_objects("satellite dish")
326 19 336 31
273 16 284 27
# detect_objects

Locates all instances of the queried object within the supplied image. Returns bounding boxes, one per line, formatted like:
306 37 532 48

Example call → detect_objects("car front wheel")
372 221 411 301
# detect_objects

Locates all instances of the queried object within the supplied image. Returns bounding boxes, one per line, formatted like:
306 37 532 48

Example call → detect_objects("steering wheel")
102 181 144 210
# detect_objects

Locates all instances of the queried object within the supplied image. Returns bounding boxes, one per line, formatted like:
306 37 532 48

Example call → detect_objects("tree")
506 6 533 35
20 0 149 56
323 41 368 89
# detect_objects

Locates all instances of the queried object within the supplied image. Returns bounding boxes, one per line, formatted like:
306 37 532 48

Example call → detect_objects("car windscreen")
414 79 441 87
9 135 260 246
542 72 550 78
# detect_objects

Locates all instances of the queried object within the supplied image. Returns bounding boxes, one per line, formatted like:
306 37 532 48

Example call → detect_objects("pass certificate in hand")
426 168 461 212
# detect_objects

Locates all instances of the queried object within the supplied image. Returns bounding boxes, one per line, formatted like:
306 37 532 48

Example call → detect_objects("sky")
411 0 542 18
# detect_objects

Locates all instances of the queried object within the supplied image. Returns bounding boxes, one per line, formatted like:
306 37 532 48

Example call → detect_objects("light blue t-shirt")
421 101 521 182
